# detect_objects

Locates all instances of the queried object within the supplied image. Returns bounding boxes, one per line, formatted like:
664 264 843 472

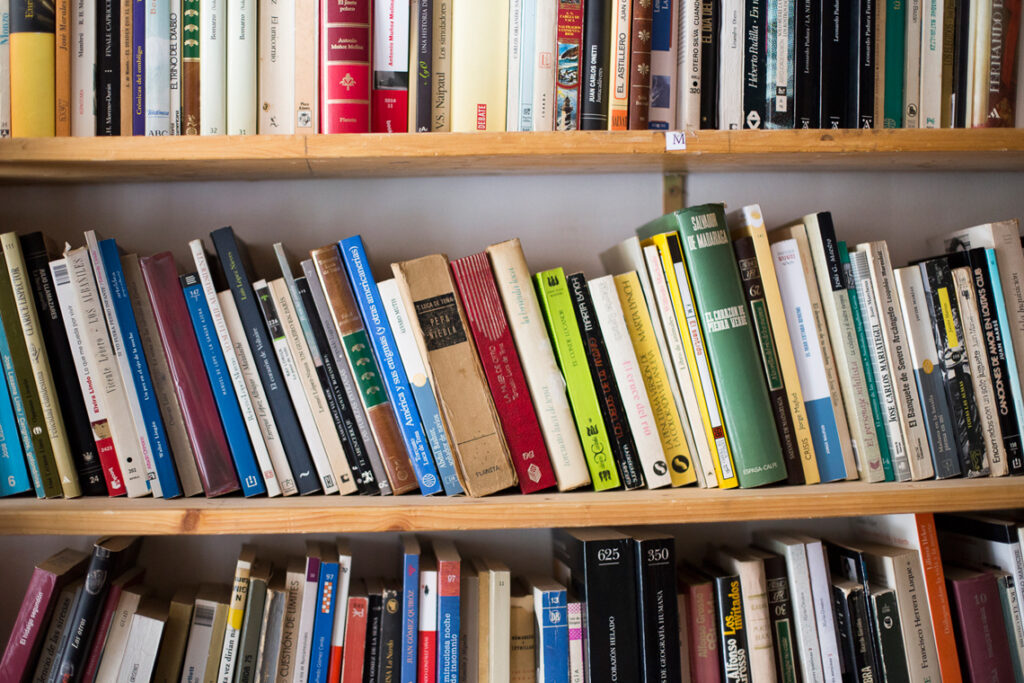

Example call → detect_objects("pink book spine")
449 252 558 493
0 569 59 680
689 581 721 683
341 596 369 683
96 434 125 496
320 0 372 133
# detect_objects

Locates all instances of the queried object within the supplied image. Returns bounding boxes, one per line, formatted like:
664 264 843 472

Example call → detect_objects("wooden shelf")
0 478 1020 535
1 129 1023 183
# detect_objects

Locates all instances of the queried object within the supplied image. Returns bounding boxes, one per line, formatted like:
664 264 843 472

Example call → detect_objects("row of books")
2 206 1024 499
5 512 1024 682
5 0 1023 137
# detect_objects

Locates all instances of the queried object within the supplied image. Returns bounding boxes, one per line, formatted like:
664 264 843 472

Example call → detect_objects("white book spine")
918 0 942 127
420 564 438 647
641 245 715 486
190 242 282 496
904 0 921 126
862 243 933 480
180 598 218 681
517 0 536 130
487 241 590 491
588 275 672 489
95 590 145 681
506 0 523 131
677 0 702 129
116 615 164 683
200 0 226 133
332 550 353 653
488 568 512 681
169 0 180 133
1014 529 1024 644
608 0 632 127
71 0 96 135
219 290 298 495
293 0 316 132
531 0 556 131
713 550 777 683
145 0 171 133
971 0 993 126
226 0 256 133
953 267 1006 474
257 0 294 133
873 550 939 683
292 559 320 683
718 0 744 129
0 0 8 137
803 540 842 683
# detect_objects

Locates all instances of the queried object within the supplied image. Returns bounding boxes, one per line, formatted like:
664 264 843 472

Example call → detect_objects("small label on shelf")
665 132 687 151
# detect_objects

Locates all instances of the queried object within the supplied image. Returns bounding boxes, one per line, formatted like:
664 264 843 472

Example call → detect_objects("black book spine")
870 588 910 683
820 0 847 128
209 227 321 495
377 585 401 683
857 0 874 127
581 0 612 129
364 592 383 683
952 0 970 127
763 553 802 683
634 536 681 683
565 272 644 490
742 0 767 128
795 0 821 127
20 234 106 496
295 276 379 495
700 0 720 128
846 583 874 683
919 258 988 476
96 0 119 135
733 236 804 485
823 542 882 680
712 572 750 683
415 0 432 132
830 583 858 682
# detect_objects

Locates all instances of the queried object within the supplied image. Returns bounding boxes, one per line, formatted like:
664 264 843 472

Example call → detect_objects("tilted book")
945 566 1015 682
0 269 32 496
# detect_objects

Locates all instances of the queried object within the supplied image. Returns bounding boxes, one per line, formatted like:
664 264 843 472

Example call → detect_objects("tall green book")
534 267 621 490
639 205 786 487
883 0 906 128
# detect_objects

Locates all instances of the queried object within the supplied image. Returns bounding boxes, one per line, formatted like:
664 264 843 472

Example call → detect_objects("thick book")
319 0 370 132
640 207 786 487
449 0 507 131
339 236 443 495
535 267 621 491
946 565 1015 681
633 530 682 683
209 227 320 495
555 0 584 130
580 0 611 129
487 239 590 491
449 252 558 493
139 252 240 497
115 595 168 681
526 575 569 682
152 584 196 682
434 539 460 683
553 528 640 682
9 0 55 136
709 568 752 683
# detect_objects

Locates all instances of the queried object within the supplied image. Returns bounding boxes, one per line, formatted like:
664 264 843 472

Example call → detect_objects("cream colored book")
226 0 257 133
728 206 819 484
115 596 168 683
485 239 589 491
95 585 151 681
711 547 777 683
478 557 511 683
293 0 317 133
0 233 80 497
451 0 508 131
531 0 556 130
607 0 632 129
257 0 294 133
200 0 226 133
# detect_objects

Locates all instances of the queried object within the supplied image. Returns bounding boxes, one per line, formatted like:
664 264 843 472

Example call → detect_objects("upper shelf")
1 129 1023 183
0 478 1020 535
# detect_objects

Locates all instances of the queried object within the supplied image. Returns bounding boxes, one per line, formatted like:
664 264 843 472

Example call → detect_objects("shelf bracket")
663 173 686 214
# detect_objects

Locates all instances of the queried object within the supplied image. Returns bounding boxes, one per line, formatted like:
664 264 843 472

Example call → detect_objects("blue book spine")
99 239 181 498
986 250 1024 474
436 586 460 683
401 549 420 683
537 589 569 683
411 381 462 495
0 315 30 496
309 559 338 683
648 0 672 130
338 236 442 496
181 275 266 496
0 310 40 496
133 0 145 134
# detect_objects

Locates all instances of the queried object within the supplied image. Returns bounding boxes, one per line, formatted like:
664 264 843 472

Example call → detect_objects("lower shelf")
0 477 1019 534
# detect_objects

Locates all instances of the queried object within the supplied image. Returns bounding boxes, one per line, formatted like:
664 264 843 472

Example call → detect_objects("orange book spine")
916 513 963 683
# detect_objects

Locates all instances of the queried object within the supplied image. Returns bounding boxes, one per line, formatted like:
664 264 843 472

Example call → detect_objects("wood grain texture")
1 129 1024 183
0 478 1021 535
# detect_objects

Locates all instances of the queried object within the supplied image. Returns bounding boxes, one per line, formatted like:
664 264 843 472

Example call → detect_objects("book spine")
766 0 796 127
238 575 269 683
429 0 449 130
131 0 144 133
98 238 182 497
848 585 875 682
742 0 766 127
55 0 70 135
904 0 921 125
949 572 1015 681
535 587 569 682
870 589 910 683
506 0 522 131
607 0 631 129
310 561 339 682
580 0 611 129
532 0 556 131
33 579 78 680
635 537 681 682
805 541 842 683
119 0 131 133
713 573 751 683
831 584 858 682
292 0 316 133
819 0 847 128
199 0 224 132
794 0 820 127
683 577 720 682
699 0 719 127
377 279 462 496
294 556 322 683
566 272 644 489
734 235 804 484
762 554 800 683
342 595 369 683
0 0 9 137
339 236 442 495
673 0 698 130
9 0 55 136
912 513 963 682
224 0 254 133
364 591 384 682
169 0 179 133
883 0 905 126
0 278 31 495
414 0 432 132
400 547 419 683
219 557 253 682
256 0 290 133
555 0 584 130
583 537 641 680
919 0 942 126
436 558 459 683
993 571 1024 680
859 0 876 127
371 0 408 132
181 0 198 132
718 0 743 128
567 600 584 682
144 0 170 133
71 0 95 135
320 0 370 133
97 0 121 134
517 0 536 130
984 251 1024 475
449 252 558 493
0 568 58 677
628 0 653 128
418 569 437 683
985 0 1020 126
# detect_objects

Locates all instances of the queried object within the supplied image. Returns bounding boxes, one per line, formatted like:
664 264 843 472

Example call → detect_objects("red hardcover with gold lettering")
320 0 371 132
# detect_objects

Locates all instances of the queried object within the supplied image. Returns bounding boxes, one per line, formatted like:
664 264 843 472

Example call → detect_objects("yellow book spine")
10 33 55 136
646 233 738 489
740 215 821 485
611 271 696 486
450 0 508 131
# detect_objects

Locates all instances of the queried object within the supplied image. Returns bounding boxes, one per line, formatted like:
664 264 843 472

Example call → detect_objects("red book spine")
96 435 125 496
450 252 558 494
916 513 963 683
947 570 1015 682
80 569 145 681
688 580 722 683
371 90 409 133
0 569 59 679
139 252 240 497
371 0 409 132
555 0 585 130
327 646 344 683
341 596 369 683
418 629 436 683
986 0 1021 126
321 0 372 133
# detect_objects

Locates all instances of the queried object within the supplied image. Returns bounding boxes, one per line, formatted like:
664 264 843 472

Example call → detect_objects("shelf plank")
0 478 1020 535
1 129 1023 183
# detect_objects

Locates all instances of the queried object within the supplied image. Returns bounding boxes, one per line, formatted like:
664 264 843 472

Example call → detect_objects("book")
555 0 584 129
341 581 369 683
225 0 255 133
181 0 198 133
605 0 631 129
475 557 511 682
362 580 382 680
419 555 438 683
717 0 744 128
946 565 1015 681
199 0 224 132
742 0 767 128
672 0 697 130
0 0 12 137
144 0 170 134
868 585 911 683
33 577 84 681
509 580 536 682
749 548 800 683
276 557 306 683
319 0 370 132
115 595 168 682
526 576 568 682
256 0 291 133
506 0 524 131
580 0 611 129
535 267 621 491
434 539 460 683
567 600 584 683
94 583 151 681
712 546 776 682
793 0 820 127
339 236 443 496
449 251 558 493
9 0 55 136
118 0 131 134
0 303 30 497
326 539 353 683
80 565 145 681
461 555 480 679
293 543 322 683
429 0 450 131
822 539 884 679
180 584 231 682
830 578 874 683
398 535 420 683
371 0 408 132
292 0 316 134
254 575 287 682
709 568 752 683
217 545 256 682
628 0 653 129
989 567 1024 680
766 0 796 127
309 543 339 683
449 0 507 130
675 564 720 683
633 531 682 683
152 584 196 682
139 252 240 497
487 238 590 491
379 580 403 682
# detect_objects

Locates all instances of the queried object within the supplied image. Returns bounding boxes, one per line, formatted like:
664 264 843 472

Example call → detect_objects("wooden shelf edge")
0 478 1019 535
1 129 1024 183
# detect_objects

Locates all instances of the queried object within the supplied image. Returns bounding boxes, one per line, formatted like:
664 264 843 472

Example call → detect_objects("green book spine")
838 242 896 481
883 0 906 127
0 250 61 497
640 205 785 488
535 267 620 490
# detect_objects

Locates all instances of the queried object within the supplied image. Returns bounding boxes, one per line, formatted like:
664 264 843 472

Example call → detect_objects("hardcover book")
555 0 584 129
371 0 408 132
627 0 653 128
319 0 370 132
946 565 1015 682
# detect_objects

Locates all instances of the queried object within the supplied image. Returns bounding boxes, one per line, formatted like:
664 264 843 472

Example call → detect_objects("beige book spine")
450 0 508 131
293 0 318 133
